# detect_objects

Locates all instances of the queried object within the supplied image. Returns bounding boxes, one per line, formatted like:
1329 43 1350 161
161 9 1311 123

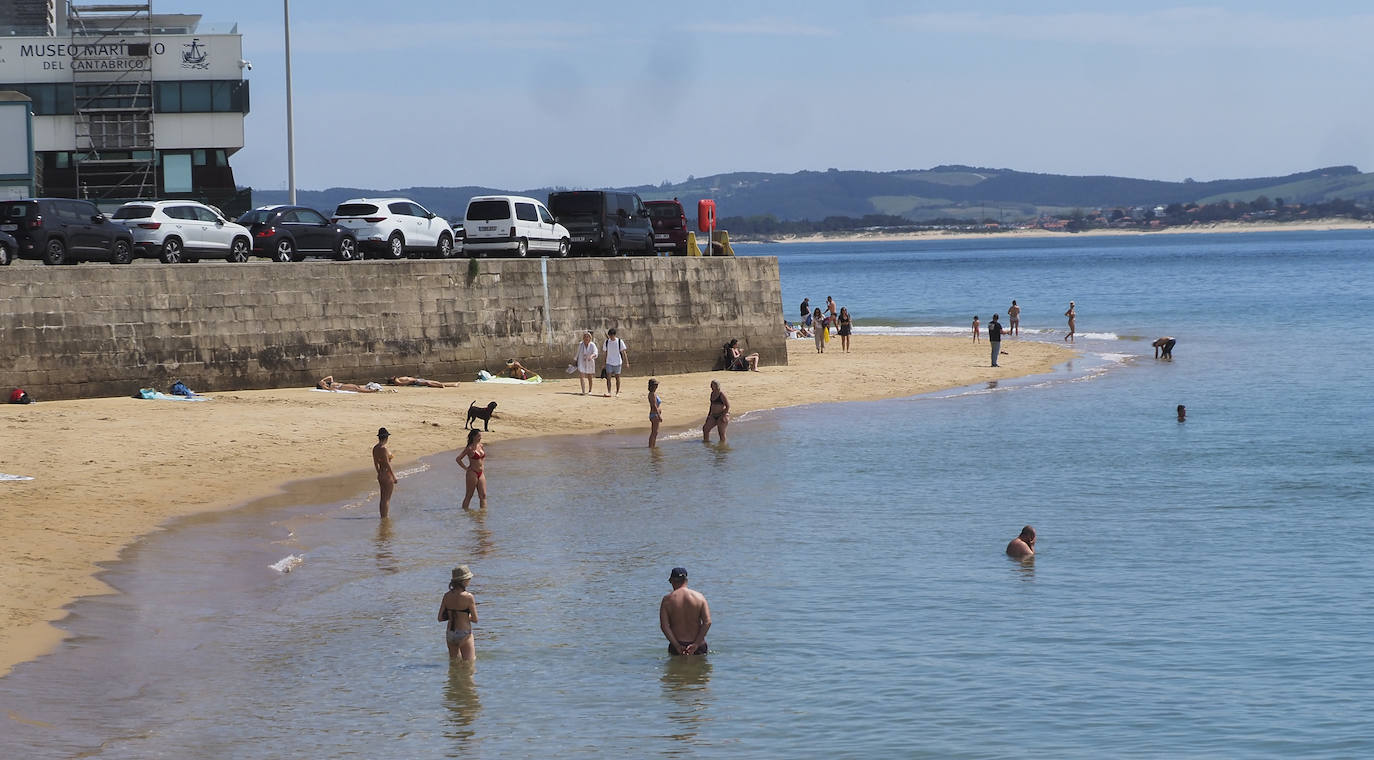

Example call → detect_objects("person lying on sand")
389 376 460 388
317 375 382 393
505 359 531 380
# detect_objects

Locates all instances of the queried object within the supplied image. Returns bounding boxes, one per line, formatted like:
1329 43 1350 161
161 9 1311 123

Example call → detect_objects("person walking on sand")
702 380 730 444
988 314 1004 367
1008 300 1021 337
838 306 852 352
438 565 477 661
1064 301 1076 342
647 378 664 447
603 327 628 397
574 330 599 395
812 307 826 353
972 315 981 342
1007 525 1036 560
456 429 487 509
660 567 711 655
1153 336 1176 360
373 427 397 518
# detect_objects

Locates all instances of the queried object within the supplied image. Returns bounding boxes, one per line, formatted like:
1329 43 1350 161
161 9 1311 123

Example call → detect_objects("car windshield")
112 206 154 220
237 210 274 225
335 203 379 216
0 202 33 219
548 193 603 217
466 200 511 221
647 204 683 219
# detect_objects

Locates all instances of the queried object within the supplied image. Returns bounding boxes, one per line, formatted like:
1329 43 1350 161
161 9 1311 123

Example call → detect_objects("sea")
2 231 1372 758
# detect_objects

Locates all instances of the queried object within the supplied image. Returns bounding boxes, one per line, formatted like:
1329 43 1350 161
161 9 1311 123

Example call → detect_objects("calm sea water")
4 231 1373 758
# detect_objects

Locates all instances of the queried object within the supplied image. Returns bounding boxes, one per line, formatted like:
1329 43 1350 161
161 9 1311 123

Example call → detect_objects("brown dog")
465 400 498 431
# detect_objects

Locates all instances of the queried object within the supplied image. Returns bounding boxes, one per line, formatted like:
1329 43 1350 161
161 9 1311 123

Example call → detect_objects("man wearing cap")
660 567 711 655
373 428 397 518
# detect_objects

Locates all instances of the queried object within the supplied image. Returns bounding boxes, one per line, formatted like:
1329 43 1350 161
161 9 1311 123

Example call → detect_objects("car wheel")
557 238 571 258
515 238 529 258
273 238 295 263
336 237 358 261
437 233 454 258
43 238 67 265
159 237 184 264
229 237 252 263
110 239 133 265
607 235 619 257
0 241 12 266
387 233 404 259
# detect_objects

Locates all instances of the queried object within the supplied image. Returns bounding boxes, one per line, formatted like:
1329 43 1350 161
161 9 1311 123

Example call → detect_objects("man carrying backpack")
603 328 628 397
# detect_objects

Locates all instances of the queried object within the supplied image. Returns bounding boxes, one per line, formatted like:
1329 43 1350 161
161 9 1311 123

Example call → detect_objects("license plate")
574 236 590 242
0 224 16 231
655 233 669 240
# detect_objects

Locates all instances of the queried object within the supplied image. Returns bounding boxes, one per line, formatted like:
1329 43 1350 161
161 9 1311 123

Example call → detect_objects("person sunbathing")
317 375 382 393
505 359 531 380
389 376 460 388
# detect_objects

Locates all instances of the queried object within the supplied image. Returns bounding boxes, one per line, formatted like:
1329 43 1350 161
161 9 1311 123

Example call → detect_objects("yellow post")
686 231 703 256
711 230 735 256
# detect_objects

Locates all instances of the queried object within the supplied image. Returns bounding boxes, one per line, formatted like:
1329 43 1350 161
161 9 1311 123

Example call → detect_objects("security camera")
239 59 252 71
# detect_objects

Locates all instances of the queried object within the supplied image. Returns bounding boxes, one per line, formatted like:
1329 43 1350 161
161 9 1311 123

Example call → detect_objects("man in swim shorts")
1152 336 1176 360
660 567 711 655
1006 525 1036 560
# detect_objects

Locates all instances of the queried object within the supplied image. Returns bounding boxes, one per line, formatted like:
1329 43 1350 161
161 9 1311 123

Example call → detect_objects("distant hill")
249 165 1373 223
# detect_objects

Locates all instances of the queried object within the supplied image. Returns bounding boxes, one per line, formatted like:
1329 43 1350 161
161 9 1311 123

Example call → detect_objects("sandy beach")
0 335 1072 676
749 219 1374 245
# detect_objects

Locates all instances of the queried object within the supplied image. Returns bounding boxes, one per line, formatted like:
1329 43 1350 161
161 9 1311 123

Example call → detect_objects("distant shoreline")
736 219 1374 245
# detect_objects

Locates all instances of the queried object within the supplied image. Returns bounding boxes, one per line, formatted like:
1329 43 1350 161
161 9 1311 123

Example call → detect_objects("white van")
463 195 571 258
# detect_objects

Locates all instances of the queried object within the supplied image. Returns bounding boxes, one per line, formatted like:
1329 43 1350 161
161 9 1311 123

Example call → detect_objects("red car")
645 199 689 255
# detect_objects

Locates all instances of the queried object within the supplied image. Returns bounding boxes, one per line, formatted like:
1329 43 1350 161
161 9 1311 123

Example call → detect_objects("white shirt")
575 341 598 374
603 337 627 366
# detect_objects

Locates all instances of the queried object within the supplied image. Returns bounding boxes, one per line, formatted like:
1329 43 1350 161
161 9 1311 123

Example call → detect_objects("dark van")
645 198 689 255
0 198 136 264
547 190 655 256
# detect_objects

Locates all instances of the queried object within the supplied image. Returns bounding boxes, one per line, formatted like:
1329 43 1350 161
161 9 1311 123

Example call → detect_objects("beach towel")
138 389 212 401
1 473 34 481
476 369 543 384
310 388 358 394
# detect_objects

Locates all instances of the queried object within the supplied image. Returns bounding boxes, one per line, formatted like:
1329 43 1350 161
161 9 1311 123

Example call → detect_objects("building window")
151 80 250 114
163 153 193 193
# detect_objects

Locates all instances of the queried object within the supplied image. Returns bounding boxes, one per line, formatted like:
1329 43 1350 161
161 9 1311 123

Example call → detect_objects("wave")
270 554 304 573
853 325 1121 340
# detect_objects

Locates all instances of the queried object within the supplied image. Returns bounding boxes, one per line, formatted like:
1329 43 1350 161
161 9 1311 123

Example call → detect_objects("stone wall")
0 257 785 400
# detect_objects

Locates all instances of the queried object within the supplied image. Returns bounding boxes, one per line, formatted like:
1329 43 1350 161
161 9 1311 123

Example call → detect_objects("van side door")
513 201 542 250
537 203 560 250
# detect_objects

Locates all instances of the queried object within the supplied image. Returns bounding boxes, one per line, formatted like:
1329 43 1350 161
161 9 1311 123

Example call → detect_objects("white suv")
331 198 455 259
113 200 254 264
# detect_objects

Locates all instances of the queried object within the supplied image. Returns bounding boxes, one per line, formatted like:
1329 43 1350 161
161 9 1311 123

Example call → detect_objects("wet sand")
0 334 1073 675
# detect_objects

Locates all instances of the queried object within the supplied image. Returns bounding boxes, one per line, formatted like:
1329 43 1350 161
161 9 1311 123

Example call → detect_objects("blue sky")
162 0 1374 191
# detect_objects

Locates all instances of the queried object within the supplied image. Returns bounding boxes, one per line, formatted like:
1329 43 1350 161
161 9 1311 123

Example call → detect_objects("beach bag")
8 388 32 404
169 381 193 397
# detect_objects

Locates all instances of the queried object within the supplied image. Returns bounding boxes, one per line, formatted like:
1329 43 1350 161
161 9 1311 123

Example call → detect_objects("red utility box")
697 199 716 232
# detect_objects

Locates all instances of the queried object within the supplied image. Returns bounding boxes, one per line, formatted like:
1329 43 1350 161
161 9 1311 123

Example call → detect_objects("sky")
160 0 1374 192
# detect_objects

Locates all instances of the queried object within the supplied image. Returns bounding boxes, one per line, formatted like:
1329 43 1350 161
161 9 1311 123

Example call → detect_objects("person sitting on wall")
317 375 383 393
506 359 531 380
726 338 760 371
389 376 461 388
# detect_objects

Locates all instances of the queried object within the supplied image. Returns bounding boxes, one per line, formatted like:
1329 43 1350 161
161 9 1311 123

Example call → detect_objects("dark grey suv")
0 198 137 265
547 190 655 256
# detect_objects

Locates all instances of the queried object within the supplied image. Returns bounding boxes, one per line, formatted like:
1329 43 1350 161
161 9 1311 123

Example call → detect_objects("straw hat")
451 565 473 583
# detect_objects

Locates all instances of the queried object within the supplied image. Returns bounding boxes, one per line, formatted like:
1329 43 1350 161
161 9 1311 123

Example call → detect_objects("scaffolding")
66 2 157 201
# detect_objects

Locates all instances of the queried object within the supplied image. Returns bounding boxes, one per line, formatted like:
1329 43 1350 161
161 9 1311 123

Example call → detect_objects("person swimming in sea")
1006 525 1036 560
438 565 477 661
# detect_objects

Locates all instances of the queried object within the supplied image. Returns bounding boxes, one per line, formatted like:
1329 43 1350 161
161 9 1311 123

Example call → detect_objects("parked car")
645 198 690 255
463 195 571 258
450 222 465 254
236 205 359 262
547 190 655 256
330 198 454 259
0 197 136 265
0 229 15 265
112 200 253 264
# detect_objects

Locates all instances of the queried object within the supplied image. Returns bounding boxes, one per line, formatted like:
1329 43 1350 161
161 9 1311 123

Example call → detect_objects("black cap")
377 427 390 438
669 567 688 580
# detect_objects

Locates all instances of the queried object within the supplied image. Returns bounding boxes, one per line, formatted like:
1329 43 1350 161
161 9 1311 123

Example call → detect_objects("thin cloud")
246 20 601 54
684 19 835 37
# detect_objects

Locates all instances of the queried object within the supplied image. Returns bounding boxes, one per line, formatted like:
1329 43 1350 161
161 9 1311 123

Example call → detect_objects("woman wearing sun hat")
438 565 478 661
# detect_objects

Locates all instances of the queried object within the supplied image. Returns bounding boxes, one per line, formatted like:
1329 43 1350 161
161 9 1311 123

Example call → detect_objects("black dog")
465 400 498 431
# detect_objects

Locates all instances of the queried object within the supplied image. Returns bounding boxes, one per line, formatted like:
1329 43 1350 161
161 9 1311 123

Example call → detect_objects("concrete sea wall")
0 257 785 400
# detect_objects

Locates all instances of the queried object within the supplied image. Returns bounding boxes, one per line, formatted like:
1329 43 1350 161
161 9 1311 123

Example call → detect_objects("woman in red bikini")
456 429 487 509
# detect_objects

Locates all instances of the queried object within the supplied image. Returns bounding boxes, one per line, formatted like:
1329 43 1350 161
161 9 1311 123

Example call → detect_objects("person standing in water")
702 380 730 444
660 567 711 655
1008 300 1021 337
456 429 487 509
1153 336 1176 360
1007 526 1036 560
373 427 397 518
647 378 663 448
1064 301 1076 342
1177 404 1187 422
438 565 477 661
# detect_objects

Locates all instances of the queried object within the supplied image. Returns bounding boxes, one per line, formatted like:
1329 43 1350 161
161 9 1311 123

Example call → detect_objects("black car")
0 229 15 266
547 190 655 256
0 198 137 265
235 205 360 262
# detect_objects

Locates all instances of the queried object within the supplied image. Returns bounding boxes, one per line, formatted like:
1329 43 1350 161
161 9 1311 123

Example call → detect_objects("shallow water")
3 231 1373 758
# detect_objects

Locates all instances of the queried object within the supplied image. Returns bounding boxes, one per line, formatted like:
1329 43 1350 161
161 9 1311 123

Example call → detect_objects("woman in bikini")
1064 301 1076 342
702 379 730 444
438 565 477 661
648 378 663 448
456 429 487 509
